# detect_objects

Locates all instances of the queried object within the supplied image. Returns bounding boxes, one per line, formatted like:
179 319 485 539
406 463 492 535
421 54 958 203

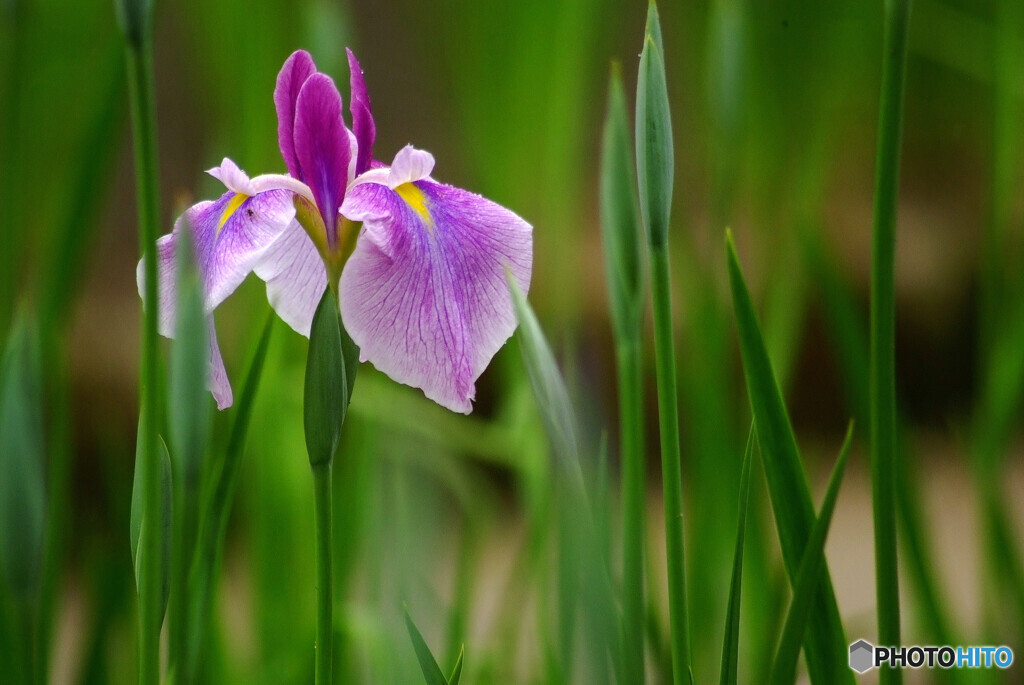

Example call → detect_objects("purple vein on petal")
294 72 351 248
275 50 317 180
346 48 376 176
339 180 532 414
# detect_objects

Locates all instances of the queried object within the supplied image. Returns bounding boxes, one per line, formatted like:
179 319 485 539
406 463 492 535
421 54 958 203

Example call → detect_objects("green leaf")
185 312 274 681
770 422 854 685
0 314 46 600
304 288 349 467
404 608 450 685
506 272 579 468
129 417 172 623
635 3 673 249
168 220 210 486
726 231 852 685
601 63 645 338
719 425 755 685
448 645 464 685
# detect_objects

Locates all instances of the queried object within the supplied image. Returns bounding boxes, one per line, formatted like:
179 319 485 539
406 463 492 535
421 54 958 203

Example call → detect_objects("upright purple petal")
294 73 351 247
275 50 317 179
252 218 328 337
346 48 376 176
339 179 532 414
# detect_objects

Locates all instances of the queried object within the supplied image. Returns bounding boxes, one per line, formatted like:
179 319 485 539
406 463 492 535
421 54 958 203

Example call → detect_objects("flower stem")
616 338 646 684
649 243 690 683
870 1 911 683
124 35 163 685
312 461 334 685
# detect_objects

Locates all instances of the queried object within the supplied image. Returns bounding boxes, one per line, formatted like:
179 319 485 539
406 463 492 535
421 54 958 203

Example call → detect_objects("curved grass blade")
185 312 274 681
769 422 854 685
448 645 465 685
719 425 755 685
404 608 450 685
726 231 851 685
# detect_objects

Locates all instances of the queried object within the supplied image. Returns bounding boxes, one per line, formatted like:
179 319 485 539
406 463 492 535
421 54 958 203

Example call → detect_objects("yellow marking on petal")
218 192 250 233
394 182 433 230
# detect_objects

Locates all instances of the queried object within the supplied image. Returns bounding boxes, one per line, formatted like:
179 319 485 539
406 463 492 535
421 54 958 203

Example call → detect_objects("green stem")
649 244 690 683
870 0 911 681
125 38 163 685
616 338 646 684
312 462 334 685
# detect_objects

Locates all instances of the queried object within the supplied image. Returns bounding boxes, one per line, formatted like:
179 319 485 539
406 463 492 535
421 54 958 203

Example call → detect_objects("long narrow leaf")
404 608 449 685
770 422 854 685
726 231 851 685
719 424 755 685
185 312 274 681
0 315 45 602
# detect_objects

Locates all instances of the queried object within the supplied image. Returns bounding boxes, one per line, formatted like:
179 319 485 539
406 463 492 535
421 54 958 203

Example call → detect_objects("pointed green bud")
636 2 675 248
304 288 351 467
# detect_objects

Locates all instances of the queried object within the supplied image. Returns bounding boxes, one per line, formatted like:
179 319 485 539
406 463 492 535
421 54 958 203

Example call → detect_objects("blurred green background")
1 0 1023 682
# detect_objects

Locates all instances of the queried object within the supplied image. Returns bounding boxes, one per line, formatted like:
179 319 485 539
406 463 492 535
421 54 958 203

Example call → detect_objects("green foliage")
635 3 674 249
129 416 172 627
726 232 851 685
769 422 853 685
719 426 754 685
404 608 463 685
304 289 351 467
0 315 45 600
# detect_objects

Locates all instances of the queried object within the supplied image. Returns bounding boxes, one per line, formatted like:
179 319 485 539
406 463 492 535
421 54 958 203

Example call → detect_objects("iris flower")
141 49 533 413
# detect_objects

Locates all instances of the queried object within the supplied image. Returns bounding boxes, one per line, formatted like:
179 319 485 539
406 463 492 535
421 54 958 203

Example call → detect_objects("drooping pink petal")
294 73 352 248
252 218 327 337
137 233 237 410
339 176 532 414
207 317 233 409
346 48 376 176
274 50 317 180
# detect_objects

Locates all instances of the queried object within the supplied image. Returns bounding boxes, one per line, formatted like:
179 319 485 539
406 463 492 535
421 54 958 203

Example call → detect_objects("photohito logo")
849 640 1014 673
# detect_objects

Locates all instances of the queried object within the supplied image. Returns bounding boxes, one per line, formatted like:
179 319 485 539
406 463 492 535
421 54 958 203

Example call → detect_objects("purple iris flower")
140 49 533 414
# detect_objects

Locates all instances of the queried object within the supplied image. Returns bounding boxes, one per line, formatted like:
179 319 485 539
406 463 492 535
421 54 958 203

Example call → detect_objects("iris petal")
274 50 316 180
294 73 351 248
346 48 376 176
339 179 532 413
253 218 328 337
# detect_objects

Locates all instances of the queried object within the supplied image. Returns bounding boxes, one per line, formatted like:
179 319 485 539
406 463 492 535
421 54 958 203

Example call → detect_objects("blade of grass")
636 5 690 681
117 0 164 677
869 2 912 680
804 232 961 681
404 608 451 685
600 61 646 685
185 312 274 682
726 231 852 685
0 314 46 685
166 225 211 678
719 425 755 685
448 645 464 685
769 422 854 685
508 275 615 684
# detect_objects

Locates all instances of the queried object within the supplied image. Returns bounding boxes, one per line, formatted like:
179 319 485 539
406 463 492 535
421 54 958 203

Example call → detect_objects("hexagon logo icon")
849 639 874 673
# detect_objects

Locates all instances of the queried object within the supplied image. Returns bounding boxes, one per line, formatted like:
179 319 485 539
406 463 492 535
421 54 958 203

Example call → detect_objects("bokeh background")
1 0 1023 682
